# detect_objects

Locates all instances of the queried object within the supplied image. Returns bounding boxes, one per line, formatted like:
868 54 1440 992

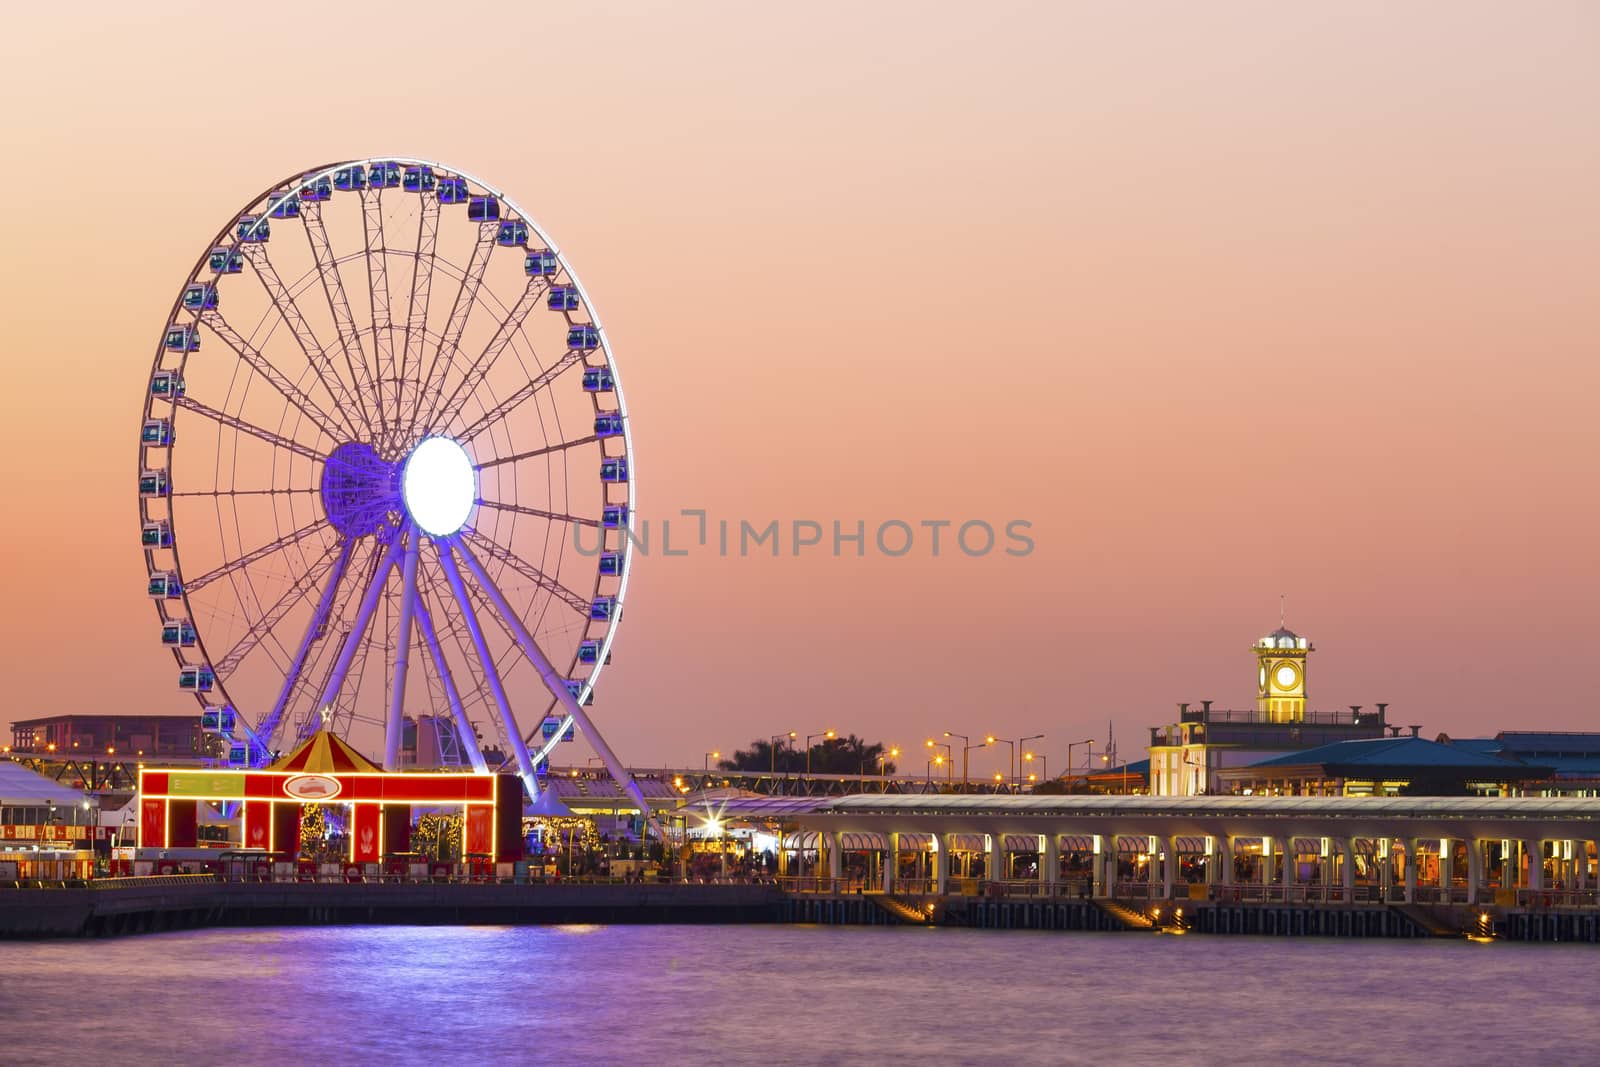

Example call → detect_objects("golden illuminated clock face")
1273 663 1300 690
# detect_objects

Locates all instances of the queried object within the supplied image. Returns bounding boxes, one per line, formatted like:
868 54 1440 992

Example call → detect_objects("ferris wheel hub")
402 436 477 537
319 442 401 538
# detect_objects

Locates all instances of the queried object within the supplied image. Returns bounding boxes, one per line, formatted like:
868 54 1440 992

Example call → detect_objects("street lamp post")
704 751 720 771
985 736 1016 794
872 748 900 791
769 732 797 776
805 730 837 775
925 740 953 784
1024 751 1047 785
945 732 982 791
1019 734 1044 793
1066 738 1096 786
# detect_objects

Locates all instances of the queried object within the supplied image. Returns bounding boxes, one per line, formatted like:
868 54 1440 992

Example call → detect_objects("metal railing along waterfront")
774 876 875 894
1516 888 1600 910
975 879 1094 899
90 874 220 890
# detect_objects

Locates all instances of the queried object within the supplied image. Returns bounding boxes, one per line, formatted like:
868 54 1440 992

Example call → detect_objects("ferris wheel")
136 157 642 808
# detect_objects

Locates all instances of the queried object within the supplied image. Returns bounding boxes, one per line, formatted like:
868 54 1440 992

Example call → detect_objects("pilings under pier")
0 882 787 938
8 881 1600 942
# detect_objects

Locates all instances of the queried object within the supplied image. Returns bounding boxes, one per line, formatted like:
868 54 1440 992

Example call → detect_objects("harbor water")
3 924 1595 1065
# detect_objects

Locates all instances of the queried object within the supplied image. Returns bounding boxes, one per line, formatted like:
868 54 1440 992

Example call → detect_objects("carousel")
135 728 524 868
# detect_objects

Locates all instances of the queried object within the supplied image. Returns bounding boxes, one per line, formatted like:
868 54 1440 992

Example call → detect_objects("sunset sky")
1 2 1596 774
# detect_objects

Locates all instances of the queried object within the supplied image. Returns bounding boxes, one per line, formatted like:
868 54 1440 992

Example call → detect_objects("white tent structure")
0 761 91 811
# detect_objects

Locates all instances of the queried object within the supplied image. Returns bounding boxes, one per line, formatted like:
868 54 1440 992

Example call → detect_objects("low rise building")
1217 733 1548 796
8 713 206 758
1441 733 1600 797
1147 623 1389 795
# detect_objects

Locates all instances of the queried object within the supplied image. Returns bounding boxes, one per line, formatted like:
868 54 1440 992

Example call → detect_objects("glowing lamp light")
402 436 477 536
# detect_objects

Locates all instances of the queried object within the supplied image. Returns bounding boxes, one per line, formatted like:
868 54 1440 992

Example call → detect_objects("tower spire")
1279 593 1286 629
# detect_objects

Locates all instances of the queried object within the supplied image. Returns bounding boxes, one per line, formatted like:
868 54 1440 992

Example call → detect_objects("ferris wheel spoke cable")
358 185 395 447
176 389 325 467
411 221 499 434
475 433 601 471
242 243 372 440
300 199 380 438
474 499 599 528
461 528 588 617
453 349 586 445
398 193 442 441
210 538 343 672
200 311 347 444
173 487 318 498
184 518 328 594
423 276 548 435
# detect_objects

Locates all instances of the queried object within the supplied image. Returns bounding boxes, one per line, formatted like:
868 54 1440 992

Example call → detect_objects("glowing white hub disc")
402 436 476 536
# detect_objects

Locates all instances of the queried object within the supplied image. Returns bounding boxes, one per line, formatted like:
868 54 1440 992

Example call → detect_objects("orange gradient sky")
1 2 1597 771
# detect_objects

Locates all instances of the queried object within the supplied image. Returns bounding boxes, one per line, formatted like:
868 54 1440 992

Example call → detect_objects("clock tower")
1255 625 1311 723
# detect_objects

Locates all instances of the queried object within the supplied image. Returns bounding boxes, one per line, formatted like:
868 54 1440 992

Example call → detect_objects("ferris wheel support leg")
437 542 540 799
255 537 356 762
450 535 664 840
316 530 404 720
384 524 422 771
409 581 489 775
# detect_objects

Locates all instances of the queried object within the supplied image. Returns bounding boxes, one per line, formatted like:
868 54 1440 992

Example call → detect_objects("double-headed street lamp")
1065 737 1096 785
1024 750 1047 785
806 730 836 775
925 740 953 784
1019 734 1044 792
770 732 797 775
866 747 901 786
945 732 985 790
985 736 1015 793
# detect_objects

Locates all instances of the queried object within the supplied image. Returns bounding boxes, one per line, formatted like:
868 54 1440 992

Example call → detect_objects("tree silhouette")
718 734 896 775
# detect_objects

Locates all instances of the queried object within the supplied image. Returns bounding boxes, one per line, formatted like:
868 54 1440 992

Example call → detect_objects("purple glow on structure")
321 442 399 537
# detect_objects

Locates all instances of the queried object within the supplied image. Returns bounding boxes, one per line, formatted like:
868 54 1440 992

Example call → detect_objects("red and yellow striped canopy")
269 731 383 775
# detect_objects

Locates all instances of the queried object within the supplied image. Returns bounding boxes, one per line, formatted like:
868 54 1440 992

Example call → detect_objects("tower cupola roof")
1259 625 1308 650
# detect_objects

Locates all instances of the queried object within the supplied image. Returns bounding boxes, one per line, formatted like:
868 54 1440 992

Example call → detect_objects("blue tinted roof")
1541 758 1600 777
1444 737 1505 756
1247 736 1536 773
1495 732 1600 755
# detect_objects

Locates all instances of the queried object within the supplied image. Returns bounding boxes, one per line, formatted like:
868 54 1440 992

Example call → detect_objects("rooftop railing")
1175 707 1381 726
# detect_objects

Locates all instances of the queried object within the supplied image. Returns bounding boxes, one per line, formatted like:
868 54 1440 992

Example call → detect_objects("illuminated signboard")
283 774 343 801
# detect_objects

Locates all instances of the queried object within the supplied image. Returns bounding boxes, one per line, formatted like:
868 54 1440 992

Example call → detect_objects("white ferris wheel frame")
137 156 645 816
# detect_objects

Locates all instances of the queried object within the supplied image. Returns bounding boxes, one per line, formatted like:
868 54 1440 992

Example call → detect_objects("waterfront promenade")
10 793 1600 942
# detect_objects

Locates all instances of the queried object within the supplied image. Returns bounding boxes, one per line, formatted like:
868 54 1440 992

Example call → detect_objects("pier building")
691 792 1600 910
